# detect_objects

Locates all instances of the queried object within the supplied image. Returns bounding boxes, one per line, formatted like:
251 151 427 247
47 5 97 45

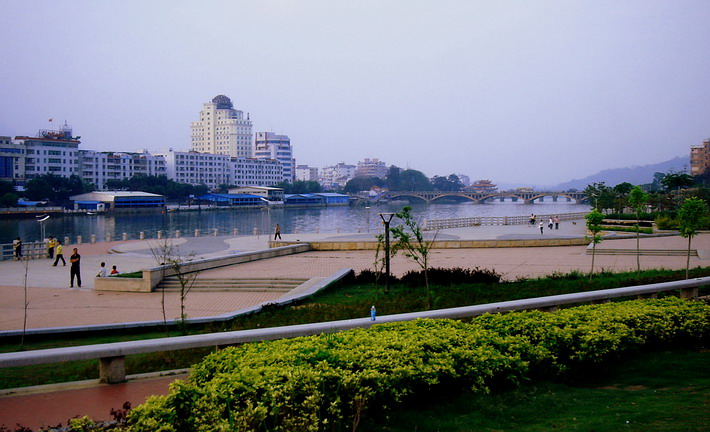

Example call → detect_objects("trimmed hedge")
128 298 709 431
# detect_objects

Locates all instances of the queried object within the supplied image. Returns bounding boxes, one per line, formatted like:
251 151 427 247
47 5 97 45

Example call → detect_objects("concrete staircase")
156 277 310 293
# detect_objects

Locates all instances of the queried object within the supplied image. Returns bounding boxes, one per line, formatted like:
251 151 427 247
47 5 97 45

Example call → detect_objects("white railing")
424 212 588 231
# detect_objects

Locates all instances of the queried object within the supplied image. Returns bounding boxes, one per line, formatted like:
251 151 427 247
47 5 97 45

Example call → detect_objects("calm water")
2 201 590 244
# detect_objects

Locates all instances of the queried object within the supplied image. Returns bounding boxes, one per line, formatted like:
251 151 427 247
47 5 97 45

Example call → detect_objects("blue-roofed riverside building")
284 192 349 207
70 191 165 213
197 193 267 207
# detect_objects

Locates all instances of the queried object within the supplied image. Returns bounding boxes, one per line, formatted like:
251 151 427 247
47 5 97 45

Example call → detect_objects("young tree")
677 197 708 279
628 185 649 272
585 209 605 281
389 206 438 309
150 238 201 334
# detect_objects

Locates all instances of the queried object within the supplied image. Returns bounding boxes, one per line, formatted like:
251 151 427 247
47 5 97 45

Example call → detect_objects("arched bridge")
375 190 588 204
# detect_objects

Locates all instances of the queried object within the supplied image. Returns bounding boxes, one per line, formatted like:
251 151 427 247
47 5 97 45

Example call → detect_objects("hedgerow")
128 298 709 432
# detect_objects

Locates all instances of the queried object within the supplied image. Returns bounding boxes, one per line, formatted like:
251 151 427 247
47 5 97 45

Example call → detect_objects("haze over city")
1 0 709 186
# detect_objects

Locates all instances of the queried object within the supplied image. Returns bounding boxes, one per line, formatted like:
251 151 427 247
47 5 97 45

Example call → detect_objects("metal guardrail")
424 212 588 230
1 241 48 261
0 276 706 384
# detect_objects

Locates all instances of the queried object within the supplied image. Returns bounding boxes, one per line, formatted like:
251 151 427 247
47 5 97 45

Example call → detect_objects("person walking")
12 237 22 260
47 236 55 259
69 247 81 288
539 221 544 234
548 217 554 230
274 223 282 240
96 262 107 278
53 241 66 266
554 215 560 230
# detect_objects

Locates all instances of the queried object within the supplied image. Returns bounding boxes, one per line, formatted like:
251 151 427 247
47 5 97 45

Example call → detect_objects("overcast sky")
1 1 708 185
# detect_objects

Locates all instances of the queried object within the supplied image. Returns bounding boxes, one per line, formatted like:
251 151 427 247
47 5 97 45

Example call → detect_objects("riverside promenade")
1 220 709 331
0 220 708 429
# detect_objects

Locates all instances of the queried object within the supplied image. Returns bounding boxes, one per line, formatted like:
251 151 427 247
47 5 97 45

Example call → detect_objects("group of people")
96 261 120 278
11 235 90 288
46 236 83 287
535 215 561 234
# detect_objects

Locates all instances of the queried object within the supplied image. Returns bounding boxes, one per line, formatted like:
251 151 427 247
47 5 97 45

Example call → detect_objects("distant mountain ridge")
551 156 689 190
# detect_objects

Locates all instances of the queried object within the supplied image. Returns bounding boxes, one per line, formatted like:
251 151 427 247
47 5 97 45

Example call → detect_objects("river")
1 201 591 244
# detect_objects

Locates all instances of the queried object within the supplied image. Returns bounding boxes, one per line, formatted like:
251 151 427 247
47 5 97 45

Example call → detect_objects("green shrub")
128 298 710 432
400 267 501 287
655 215 679 230
114 271 142 278
600 225 653 234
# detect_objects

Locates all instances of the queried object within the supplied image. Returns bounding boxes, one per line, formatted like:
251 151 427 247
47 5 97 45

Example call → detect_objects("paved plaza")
0 220 707 331
0 221 708 429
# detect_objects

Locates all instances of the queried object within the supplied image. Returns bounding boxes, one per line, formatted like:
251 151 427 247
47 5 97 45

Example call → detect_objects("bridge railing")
424 212 588 231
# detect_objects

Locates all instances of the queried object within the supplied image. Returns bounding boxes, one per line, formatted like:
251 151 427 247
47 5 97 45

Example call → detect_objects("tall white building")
191 95 253 158
254 132 294 183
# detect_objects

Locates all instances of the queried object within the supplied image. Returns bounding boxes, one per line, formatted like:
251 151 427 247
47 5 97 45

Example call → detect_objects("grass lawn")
362 349 710 432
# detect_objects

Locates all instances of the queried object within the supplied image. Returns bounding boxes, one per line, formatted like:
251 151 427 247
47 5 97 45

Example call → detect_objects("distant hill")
553 156 689 191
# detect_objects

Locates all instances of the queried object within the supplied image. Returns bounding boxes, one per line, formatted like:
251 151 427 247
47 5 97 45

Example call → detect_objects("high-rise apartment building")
254 132 294 183
690 139 709 176
191 95 253 158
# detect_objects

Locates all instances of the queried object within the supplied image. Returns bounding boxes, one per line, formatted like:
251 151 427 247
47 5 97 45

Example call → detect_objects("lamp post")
365 206 370 233
37 214 50 255
379 212 395 292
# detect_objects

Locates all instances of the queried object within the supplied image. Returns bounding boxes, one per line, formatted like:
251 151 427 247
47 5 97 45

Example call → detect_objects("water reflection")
1 201 590 244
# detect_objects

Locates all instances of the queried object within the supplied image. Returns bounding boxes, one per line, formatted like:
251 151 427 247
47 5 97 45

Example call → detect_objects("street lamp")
379 212 395 292
37 214 50 252
365 206 370 233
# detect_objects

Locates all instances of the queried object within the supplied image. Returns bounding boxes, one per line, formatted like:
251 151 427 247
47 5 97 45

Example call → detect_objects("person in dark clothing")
70 248 81 288
13 237 22 260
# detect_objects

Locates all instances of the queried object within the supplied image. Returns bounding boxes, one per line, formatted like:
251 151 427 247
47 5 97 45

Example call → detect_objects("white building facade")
320 162 356 188
254 132 294 183
158 149 231 190
14 124 81 180
228 157 283 187
191 95 253 158
79 150 166 190
295 164 318 182
355 158 388 179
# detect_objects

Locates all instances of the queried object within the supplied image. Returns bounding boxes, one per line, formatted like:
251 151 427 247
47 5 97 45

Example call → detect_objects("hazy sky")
1 1 708 185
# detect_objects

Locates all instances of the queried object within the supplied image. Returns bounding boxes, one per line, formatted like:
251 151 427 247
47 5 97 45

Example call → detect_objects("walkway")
0 222 708 429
